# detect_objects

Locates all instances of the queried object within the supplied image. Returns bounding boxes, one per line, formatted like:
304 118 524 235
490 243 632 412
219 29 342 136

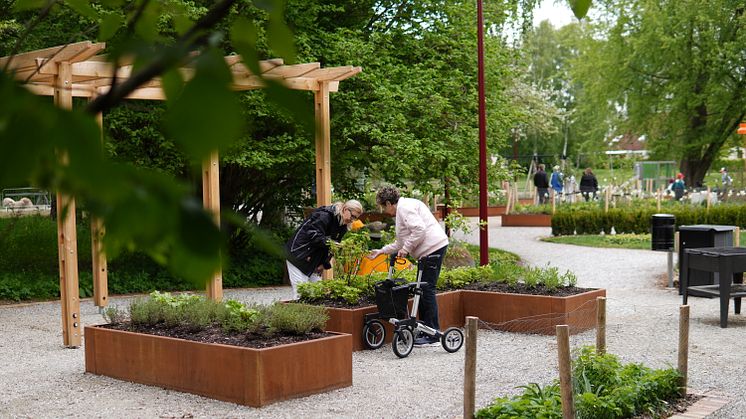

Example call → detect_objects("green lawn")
543 231 746 250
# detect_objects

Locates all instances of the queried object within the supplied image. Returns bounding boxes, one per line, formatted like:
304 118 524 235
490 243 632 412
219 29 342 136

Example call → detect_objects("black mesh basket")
374 279 410 320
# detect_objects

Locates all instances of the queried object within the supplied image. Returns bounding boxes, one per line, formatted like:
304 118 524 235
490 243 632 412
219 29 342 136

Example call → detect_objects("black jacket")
285 206 348 276
533 170 549 188
579 173 598 192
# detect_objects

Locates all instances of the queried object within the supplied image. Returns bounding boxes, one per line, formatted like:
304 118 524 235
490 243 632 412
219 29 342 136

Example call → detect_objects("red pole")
477 0 489 266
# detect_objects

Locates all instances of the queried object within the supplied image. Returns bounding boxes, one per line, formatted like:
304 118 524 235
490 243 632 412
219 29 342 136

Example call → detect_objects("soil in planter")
458 282 597 297
100 323 333 349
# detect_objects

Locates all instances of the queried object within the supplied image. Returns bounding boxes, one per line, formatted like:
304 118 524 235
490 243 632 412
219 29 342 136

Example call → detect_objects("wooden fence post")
557 325 574 419
464 316 478 419
735 227 741 247
678 305 690 397
505 183 512 215
596 297 606 355
551 189 556 214
707 187 711 210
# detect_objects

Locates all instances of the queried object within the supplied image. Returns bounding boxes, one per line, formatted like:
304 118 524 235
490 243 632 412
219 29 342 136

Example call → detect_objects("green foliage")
543 233 651 250
477 346 683 419
438 265 494 289
297 279 364 305
264 302 328 335
327 229 372 284
102 305 126 324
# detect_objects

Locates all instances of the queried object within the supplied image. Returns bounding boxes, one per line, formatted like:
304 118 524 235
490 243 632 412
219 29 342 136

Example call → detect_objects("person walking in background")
720 167 733 188
533 163 549 204
285 199 363 299
671 173 686 201
579 167 599 202
550 165 564 200
368 186 448 346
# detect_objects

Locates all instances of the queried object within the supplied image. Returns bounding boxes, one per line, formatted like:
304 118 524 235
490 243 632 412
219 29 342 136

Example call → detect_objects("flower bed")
501 213 553 227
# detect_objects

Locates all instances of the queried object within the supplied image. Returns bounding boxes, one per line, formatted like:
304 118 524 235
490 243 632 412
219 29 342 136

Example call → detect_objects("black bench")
683 246 746 328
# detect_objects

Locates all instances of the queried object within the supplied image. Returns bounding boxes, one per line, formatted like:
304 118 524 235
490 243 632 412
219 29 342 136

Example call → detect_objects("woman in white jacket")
369 186 449 346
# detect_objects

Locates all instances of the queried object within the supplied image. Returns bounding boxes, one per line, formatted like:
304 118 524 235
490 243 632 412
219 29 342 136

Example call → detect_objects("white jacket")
380 198 449 259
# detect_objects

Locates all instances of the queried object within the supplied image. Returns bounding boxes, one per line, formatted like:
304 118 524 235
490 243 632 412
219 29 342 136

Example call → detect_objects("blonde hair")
333 199 363 227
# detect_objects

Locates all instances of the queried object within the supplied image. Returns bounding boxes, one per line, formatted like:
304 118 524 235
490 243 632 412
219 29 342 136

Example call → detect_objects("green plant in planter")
476 346 682 419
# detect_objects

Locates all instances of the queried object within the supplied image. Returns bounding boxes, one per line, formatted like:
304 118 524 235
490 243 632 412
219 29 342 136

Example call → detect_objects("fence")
2 187 51 211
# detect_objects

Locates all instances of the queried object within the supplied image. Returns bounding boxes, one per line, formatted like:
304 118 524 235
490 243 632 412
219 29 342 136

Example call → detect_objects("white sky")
532 0 577 28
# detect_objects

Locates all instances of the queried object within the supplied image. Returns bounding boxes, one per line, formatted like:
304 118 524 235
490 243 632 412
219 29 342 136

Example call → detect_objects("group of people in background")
533 164 599 203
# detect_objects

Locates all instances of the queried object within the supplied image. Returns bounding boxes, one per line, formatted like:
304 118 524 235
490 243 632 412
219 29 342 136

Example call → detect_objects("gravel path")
1 218 744 418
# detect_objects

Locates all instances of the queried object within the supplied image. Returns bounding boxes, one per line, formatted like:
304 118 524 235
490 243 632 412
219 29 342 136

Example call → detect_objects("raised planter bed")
323 291 463 351
501 213 552 227
461 288 605 335
84 325 352 407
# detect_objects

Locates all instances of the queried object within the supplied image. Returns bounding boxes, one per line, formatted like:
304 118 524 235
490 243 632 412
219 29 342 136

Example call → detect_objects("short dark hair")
376 186 400 206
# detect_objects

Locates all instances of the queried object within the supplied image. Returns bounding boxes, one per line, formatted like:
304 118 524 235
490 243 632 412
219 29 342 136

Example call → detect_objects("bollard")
556 325 574 419
464 316 478 419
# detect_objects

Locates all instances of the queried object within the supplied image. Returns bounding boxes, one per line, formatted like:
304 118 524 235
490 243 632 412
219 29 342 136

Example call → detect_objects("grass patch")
542 234 651 250
463 243 521 265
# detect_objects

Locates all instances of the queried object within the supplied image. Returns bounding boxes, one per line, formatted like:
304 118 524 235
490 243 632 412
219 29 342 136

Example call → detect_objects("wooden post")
315 82 333 280
657 188 662 211
55 61 81 347
556 325 574 419
604 187 610 213
678 305 690 397
735 227 741 247
596 297 606 355
636 179 641 197
706 187 711 210
505 183 512 215
464 316 478 419
202 151 223 301
674 231 680 253
91 110 108 308
551 189 556 214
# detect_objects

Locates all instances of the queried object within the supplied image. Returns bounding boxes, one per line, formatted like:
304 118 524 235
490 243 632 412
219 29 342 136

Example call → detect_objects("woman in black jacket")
579 168 599 201
285 200 363 298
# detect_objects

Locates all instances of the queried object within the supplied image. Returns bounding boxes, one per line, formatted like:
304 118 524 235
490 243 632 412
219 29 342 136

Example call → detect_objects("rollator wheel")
392 328 414 358
441 327 464 353
362 320 386 349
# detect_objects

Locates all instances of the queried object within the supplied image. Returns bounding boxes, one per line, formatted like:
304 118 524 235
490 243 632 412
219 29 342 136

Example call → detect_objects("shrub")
477 346 682 419
264 303 328 335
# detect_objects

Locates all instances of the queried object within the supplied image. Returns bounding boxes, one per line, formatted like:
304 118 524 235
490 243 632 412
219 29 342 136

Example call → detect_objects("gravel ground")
1 217 744 418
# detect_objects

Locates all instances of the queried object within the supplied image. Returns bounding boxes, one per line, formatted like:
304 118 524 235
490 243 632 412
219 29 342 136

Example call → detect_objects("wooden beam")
202 151 223 301
55 61 81 348
91 110 108 308
0 41 100 70
25 83 95 97
263 62 320 78
315 81 332 279
314 81 332 207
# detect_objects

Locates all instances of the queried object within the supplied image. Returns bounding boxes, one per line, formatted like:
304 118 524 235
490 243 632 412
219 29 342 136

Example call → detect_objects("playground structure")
0 42 361 347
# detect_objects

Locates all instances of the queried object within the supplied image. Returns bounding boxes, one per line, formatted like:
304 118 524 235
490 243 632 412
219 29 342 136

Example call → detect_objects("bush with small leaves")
265 303 328 335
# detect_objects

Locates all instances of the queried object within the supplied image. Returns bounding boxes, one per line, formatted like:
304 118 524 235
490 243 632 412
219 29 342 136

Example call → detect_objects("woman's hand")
367 249 383 259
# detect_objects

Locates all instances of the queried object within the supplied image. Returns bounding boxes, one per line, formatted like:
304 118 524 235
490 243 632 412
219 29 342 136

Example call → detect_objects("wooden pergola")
0 41 361 347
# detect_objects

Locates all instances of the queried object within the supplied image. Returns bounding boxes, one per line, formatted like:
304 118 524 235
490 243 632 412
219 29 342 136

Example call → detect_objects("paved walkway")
0 219 744 418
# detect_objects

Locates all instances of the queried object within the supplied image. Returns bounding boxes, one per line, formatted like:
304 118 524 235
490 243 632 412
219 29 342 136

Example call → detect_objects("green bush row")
0 216 286 302
476 346 682 419
552 203 746 236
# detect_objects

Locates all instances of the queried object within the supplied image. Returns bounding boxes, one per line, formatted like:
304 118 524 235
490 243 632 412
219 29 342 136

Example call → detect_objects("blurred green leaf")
12 0 45 11
569 0 592 19
230 17 260 75
161 67 184 105
169 197 224 286
65 0 98 20
267 6 296 64
263 78 314 134
99 12 124 41
134 1 160 41
164 50 243 161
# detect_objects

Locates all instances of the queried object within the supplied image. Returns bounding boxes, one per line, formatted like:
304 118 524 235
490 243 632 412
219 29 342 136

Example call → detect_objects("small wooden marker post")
596 297 606 355
557 325 574 419
678 305 690 397
464 316 478 419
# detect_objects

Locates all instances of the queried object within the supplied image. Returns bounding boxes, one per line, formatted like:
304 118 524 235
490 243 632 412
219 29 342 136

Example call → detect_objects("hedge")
552 203 746 236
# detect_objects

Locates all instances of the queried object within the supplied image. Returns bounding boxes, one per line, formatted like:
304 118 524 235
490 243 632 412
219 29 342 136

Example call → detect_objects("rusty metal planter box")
84 326 352 407
460 288 606 335
501 214 553 227
323 291 463 351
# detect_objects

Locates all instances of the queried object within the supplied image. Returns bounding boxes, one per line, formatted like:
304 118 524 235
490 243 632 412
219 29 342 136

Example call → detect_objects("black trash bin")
678 224 736 294
651 214 675 251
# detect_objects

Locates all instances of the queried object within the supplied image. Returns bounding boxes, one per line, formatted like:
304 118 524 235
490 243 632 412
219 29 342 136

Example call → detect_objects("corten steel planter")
501 214 553 227
323 291 463 351
84 326 352 407
461 288 606 335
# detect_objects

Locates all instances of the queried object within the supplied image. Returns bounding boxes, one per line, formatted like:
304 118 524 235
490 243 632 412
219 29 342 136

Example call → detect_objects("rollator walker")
362 254 464 358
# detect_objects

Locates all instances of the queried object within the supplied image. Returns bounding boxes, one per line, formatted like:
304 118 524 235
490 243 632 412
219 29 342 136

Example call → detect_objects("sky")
532 0 578 28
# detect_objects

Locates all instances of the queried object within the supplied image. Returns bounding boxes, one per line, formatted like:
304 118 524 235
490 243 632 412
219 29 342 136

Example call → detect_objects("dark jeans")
418 245 448 330
537 188 549 204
